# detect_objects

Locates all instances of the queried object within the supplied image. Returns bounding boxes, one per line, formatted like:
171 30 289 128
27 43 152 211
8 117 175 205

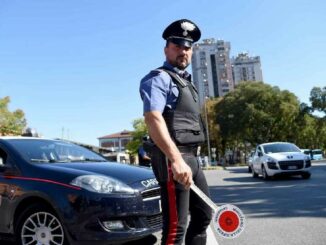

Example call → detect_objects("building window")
210 54 219 97
101 139 117 148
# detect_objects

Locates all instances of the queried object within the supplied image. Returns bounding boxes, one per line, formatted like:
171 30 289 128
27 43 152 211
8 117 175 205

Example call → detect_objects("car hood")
40 161 155 185
265 152 306 161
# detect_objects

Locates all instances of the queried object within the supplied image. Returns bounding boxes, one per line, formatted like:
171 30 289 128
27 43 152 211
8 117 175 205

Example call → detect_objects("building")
98 130 133 153
98 130 133 163
192 38 235 106
61 139 112 156
231 52 263 85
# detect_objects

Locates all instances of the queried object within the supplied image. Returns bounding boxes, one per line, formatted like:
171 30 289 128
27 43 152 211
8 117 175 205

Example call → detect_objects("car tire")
15 203 67 245
262 165 270 180
248 165 252 173
302 172 311 179
252 168 258 178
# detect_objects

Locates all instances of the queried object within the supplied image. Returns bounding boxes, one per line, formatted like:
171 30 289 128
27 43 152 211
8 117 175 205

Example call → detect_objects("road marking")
207 222 219 245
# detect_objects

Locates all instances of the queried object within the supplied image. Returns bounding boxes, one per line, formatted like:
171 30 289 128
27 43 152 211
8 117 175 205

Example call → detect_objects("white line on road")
207 222 219 245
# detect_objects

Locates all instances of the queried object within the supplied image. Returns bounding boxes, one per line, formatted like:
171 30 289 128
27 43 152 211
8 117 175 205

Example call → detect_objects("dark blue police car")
0 137 162 244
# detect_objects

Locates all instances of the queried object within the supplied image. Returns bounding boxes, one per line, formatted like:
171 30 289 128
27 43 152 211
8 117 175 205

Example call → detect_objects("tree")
0 96 27 136
295 113 318 149
126 118 148 155
215 82 300 148
310 86 326 115
201 97 223 159
308 87 326 149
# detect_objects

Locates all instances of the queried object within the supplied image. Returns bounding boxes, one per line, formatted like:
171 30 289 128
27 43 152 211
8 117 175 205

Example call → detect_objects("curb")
202 166 225 170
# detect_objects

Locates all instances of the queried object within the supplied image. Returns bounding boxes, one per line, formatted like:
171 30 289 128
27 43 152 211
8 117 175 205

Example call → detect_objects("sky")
0 0 325 146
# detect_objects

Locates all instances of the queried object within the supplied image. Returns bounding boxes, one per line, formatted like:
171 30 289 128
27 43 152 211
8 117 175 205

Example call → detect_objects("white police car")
251 142 311 180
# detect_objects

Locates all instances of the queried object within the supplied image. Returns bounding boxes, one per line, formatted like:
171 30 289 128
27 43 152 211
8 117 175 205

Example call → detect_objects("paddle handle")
190 184 218 211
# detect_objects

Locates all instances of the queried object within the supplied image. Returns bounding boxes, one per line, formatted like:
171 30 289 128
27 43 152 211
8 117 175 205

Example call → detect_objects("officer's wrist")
169 154 184 165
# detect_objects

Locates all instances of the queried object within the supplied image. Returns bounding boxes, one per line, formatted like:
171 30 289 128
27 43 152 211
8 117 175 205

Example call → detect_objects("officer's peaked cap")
162 19 201 47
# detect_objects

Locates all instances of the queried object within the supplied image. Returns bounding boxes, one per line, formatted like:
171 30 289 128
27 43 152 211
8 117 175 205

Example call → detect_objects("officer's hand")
171 159 193 189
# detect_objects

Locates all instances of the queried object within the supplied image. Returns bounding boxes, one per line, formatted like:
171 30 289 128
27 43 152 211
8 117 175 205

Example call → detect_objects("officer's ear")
164 46 168 56
164 41 170 55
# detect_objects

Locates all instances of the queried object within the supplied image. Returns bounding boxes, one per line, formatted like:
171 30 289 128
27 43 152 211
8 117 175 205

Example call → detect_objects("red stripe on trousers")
166 163 178 245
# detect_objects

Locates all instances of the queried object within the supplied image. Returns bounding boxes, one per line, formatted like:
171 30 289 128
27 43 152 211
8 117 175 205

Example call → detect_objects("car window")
263 143 301 153
6 139 106 163
312 150 322 154
0 148 8 166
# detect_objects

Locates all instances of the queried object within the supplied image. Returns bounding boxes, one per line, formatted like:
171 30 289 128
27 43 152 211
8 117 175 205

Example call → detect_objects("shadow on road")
1 235 159 245
209 164 326 219
123 234 158 245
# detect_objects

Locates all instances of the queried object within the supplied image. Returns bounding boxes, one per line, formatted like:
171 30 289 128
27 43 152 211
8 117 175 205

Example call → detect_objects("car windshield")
263 143 301 154
312 150 322 154
7 139 106 163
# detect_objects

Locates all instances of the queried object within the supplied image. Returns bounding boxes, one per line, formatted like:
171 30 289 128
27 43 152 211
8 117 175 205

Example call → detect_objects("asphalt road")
128 161 326 245
207 161 326 245
2 162 326 245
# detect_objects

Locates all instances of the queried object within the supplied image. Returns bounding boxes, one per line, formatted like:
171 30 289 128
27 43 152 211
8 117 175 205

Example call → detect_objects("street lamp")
204 97 211 165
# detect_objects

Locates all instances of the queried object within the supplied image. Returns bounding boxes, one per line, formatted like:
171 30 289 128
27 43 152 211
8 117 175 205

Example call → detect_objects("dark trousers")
159 151 212 245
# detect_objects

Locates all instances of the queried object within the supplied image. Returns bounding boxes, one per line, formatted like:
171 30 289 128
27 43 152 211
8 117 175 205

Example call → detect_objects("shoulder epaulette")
156 69 187 87
150 69 162 76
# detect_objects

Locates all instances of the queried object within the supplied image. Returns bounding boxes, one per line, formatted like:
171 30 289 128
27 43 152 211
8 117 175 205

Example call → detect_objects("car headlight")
265 157 277 164
70 175 135 194
266 158 278 169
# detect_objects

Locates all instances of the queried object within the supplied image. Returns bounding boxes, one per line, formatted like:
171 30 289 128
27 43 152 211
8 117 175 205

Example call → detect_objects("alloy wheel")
21 211 64 245
262 166 270 180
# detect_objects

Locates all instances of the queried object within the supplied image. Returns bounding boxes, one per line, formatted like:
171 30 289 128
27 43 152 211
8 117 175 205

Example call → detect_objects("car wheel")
262 165 270 180
248 165 252 173
252 167 258 178
302 172 311 179
15 203 66 245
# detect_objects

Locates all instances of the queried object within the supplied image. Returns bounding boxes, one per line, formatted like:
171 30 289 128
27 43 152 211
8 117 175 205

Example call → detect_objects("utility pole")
204 97 211 165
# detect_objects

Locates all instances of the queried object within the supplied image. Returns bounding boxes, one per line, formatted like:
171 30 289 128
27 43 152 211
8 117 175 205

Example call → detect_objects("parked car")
247 151 255 173
301 148 311 156
0 136 162 244
251 142 311 180
311 149 323 160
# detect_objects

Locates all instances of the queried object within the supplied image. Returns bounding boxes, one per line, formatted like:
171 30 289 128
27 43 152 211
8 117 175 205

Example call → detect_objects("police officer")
139 19 212 245
138 145 151 167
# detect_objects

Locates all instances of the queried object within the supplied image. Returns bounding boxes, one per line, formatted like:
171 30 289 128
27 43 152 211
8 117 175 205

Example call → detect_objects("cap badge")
181 21 195 36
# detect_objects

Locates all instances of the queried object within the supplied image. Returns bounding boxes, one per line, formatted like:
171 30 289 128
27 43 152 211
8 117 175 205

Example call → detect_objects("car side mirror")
258 152 263 157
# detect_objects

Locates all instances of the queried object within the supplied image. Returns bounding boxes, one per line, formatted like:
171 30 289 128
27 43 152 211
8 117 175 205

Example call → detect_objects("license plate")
288 166 297 170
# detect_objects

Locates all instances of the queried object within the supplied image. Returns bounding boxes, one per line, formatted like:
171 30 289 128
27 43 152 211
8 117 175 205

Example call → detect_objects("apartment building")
232 52 263 85
192 38 234 106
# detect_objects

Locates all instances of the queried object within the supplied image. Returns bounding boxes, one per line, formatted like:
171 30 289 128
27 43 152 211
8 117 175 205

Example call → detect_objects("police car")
0 136 162 244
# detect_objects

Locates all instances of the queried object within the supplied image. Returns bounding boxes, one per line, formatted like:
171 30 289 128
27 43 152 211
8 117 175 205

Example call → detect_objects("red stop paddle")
190 184 245 239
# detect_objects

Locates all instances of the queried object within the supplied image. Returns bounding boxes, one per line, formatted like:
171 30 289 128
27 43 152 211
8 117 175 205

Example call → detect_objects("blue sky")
0 0 325 145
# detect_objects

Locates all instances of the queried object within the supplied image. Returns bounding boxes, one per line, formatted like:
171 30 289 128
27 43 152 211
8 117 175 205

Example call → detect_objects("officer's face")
164 42 192 70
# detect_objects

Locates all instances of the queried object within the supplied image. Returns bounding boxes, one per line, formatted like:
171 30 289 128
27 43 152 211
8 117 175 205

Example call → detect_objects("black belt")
177 145 198 154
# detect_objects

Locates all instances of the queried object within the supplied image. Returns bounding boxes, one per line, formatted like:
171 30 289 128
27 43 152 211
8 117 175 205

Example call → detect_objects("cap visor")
169 38 192 48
